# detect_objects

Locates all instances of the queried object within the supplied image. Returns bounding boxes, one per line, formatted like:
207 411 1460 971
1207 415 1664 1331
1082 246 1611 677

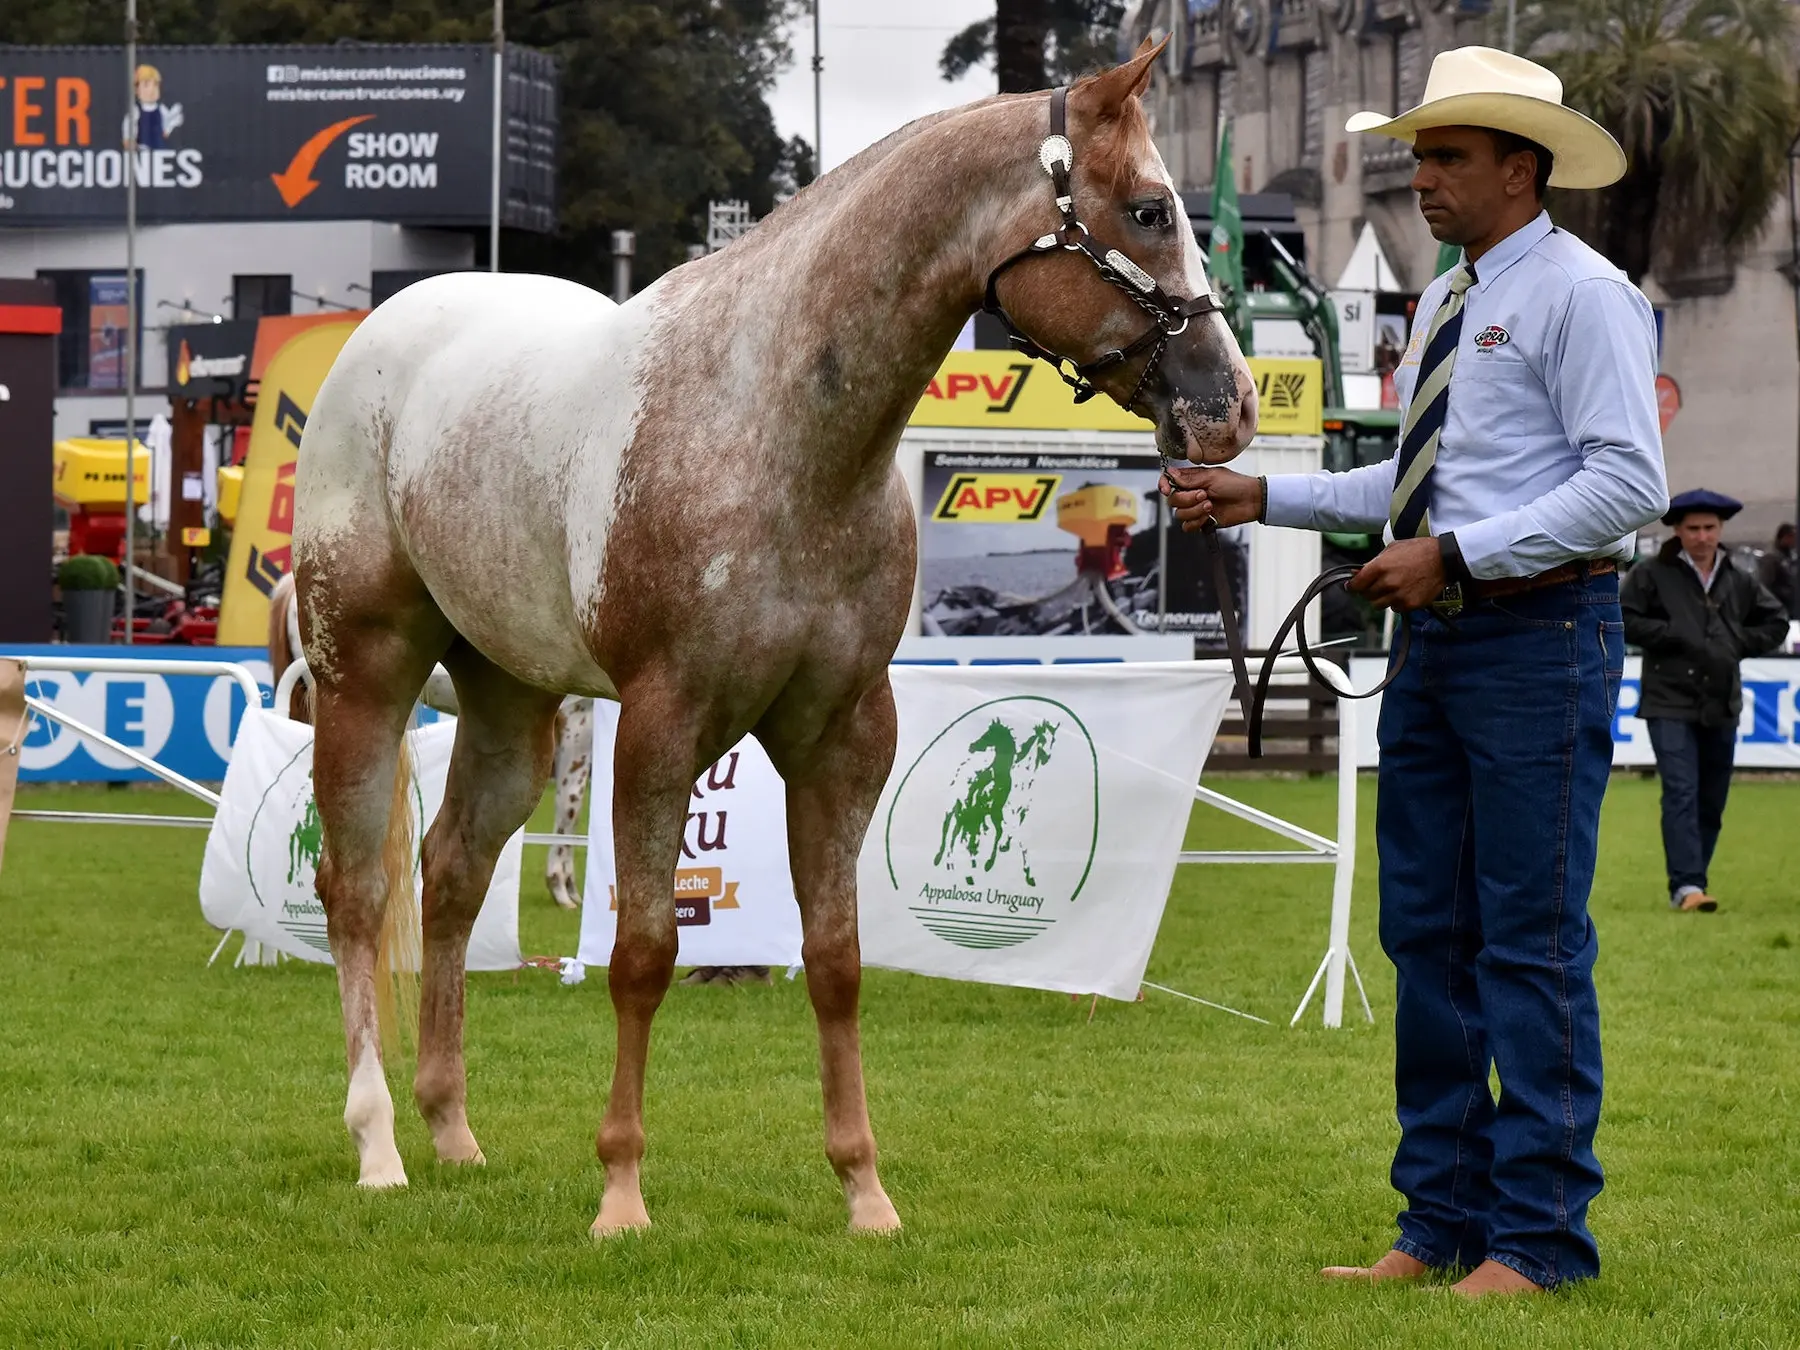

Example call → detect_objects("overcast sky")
766 0 1000 174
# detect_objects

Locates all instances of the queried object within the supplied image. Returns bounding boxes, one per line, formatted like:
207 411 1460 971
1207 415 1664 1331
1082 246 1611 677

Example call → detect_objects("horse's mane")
734 70 1151 255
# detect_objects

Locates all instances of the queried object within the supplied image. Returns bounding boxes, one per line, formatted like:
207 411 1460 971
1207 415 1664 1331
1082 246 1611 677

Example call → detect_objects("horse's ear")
1076 34 1167 118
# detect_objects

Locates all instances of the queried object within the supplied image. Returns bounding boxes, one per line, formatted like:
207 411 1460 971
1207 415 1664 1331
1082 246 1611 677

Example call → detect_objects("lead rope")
1244 566 1413 759
1197 521 1255 735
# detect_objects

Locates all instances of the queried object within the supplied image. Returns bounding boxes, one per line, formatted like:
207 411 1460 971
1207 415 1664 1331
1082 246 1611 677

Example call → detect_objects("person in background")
1757 522 1797 621
1620 490 1789 912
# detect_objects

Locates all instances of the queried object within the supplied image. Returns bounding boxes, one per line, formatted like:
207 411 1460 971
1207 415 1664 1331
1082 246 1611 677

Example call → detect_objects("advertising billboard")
0 44 556 228
907 351 1323 437
917 448 1249 643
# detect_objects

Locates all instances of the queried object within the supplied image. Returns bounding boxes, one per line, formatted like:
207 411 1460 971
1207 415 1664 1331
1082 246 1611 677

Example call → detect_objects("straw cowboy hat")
1346 47 1626 190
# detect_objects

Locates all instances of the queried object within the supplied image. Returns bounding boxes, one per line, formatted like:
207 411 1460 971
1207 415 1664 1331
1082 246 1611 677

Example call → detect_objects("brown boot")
1450 1259 1546 1298
1674 891 1718 912
1320 1249 1430 1283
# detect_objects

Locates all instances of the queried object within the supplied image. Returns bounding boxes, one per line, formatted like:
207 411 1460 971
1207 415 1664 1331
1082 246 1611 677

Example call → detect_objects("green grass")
2 773 1797 1348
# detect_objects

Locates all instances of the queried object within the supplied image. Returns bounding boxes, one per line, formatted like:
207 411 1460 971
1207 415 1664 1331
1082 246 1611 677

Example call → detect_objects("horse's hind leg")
302 561 451 1188
765 677 902 1232
414 647 564 1164
592 680 706 1236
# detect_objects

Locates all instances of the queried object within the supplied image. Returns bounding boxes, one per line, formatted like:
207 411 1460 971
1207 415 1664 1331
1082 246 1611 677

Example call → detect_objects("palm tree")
1517 0 1799 285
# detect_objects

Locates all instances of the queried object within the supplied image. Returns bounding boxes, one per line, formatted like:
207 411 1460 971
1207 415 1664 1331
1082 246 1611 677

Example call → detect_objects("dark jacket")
1758 547 1798 618
1621 542 1790 726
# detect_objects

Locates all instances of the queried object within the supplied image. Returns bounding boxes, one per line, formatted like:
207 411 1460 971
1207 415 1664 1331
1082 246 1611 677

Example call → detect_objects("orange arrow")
270 115 374 208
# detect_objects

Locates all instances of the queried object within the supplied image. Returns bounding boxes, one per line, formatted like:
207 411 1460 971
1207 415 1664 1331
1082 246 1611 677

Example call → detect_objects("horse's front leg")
592 683 699 1236
767 676 902 1233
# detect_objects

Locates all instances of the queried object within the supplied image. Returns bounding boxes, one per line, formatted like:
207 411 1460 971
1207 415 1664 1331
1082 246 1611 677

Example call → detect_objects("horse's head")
981 39 1257 464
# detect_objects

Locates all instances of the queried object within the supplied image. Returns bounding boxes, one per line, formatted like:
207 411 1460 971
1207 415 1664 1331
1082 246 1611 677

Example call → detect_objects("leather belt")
1433 558 1617 617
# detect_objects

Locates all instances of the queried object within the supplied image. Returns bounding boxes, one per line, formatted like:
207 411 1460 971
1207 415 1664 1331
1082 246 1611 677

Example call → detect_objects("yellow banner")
217 319 362 646
907 350 1322 437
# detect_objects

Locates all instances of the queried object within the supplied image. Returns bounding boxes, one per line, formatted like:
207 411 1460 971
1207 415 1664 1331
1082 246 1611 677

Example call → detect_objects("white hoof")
357 1153 409 1189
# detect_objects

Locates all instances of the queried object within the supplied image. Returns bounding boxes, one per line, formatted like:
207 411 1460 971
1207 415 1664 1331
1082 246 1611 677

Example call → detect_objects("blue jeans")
1375 571 1624 1288
1645 717 1736 898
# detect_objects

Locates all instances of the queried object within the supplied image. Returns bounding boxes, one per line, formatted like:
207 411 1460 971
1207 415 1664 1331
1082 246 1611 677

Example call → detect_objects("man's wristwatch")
1256 476 1268 524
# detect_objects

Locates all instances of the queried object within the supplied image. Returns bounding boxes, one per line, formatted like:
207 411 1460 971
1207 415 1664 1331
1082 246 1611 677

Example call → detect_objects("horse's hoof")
356 1157 409 1189
590 1204 652 1238
847 1193 902 1234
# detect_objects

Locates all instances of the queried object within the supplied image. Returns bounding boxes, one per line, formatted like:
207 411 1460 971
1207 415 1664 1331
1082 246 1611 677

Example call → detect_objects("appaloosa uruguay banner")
579 700 804 970
578 664 1235 1000
858 663 1233 1000
199 710 521 969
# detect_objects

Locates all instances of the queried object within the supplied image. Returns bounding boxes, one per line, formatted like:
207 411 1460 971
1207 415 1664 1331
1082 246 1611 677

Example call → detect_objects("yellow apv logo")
930 473 1062 523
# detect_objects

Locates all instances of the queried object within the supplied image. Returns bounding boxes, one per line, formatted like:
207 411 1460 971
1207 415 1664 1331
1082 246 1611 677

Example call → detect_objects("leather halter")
984 88 1403 761
982 87 1224 413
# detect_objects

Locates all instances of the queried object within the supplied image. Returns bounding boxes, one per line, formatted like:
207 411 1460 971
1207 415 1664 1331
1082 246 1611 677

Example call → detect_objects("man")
1758 522 1797 620
1163 48 1667 1296
121 64 183 150
1621 490 1789 913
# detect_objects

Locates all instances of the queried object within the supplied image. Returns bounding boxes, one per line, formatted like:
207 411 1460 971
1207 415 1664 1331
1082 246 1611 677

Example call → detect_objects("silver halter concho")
981 86 1224 423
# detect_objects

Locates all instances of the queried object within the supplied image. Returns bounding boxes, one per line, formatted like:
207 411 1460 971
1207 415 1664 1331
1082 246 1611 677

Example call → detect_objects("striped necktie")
1390 264 1477 539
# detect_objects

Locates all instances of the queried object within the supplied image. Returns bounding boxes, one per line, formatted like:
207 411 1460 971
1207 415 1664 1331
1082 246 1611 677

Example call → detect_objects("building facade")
0 220 474 442
1132 0 1800 543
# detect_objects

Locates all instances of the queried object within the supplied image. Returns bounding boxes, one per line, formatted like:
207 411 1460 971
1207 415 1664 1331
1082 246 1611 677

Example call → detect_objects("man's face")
1677 513 1722 561
1778 527 1796 551
1410 126 1535 245
137 75 159 104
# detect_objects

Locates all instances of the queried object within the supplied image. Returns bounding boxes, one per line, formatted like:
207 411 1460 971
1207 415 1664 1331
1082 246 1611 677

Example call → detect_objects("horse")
290 38 1255 1236
269 571 593 909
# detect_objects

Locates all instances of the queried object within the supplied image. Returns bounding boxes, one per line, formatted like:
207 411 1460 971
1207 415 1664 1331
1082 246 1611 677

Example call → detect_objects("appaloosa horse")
292 39 1254 1235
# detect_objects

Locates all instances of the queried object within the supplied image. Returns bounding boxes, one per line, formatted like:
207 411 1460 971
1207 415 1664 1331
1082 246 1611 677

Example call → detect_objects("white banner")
577 664 1234 1001
1346 655 1800 769
578 701 805 969
858 663 1233 1000
199 710 522 970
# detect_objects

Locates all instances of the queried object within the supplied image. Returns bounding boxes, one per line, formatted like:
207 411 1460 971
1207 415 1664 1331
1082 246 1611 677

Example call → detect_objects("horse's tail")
267 572 311 722
374 728 421 1058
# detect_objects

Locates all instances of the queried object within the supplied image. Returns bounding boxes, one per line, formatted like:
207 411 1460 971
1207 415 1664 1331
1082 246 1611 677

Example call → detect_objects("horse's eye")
1132 203 1172 231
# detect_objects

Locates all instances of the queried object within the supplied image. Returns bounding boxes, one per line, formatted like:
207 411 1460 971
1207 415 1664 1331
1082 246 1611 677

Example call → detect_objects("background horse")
292 39 1254 1236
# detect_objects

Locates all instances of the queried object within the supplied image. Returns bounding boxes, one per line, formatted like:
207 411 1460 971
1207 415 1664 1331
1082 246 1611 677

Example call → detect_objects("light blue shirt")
1264 211 1669 579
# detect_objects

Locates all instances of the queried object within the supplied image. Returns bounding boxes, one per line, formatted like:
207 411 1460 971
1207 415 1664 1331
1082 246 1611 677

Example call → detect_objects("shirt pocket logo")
1472 324 1511 350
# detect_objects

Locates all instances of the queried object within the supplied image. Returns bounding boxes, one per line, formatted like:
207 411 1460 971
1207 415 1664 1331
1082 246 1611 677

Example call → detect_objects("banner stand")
1178 656 1373 1030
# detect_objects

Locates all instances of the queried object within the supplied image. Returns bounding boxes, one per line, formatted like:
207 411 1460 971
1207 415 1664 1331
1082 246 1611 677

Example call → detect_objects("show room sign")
0 44 556 228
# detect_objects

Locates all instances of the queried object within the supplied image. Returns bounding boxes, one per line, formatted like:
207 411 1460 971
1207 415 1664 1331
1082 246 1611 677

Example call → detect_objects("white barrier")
1180 656 1370 1030
5 654 265 827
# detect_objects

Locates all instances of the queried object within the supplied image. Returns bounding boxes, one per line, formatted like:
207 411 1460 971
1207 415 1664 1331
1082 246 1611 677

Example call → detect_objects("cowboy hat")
1346 47 1626 190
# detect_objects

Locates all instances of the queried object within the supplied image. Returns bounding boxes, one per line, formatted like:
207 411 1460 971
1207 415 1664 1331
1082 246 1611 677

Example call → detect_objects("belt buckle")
1429 581 1464 619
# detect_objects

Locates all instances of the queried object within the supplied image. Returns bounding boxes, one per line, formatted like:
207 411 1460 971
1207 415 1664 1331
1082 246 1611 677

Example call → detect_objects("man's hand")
1159 465 1262 532
1348 537 1449 612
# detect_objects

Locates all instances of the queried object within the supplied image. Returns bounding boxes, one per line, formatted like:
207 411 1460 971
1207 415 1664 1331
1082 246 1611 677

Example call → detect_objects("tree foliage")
0 0 810 289
941 0 1125 94
1517 0 1800 285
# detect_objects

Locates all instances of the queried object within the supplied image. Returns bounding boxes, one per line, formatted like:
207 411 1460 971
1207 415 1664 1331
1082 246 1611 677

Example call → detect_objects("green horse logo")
884 696 1098 951
288 792 323 886
933 717 1058 886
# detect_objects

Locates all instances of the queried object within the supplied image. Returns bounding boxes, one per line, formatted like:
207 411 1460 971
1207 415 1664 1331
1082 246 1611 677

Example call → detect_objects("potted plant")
58 554 121 644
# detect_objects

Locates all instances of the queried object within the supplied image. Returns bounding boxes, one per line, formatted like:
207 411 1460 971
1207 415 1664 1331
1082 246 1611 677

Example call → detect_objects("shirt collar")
1467 211 1554 290
1679 548 1724 589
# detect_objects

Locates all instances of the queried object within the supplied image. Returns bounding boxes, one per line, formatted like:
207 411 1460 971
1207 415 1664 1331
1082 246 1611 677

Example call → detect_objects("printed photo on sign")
918 450 1248 643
